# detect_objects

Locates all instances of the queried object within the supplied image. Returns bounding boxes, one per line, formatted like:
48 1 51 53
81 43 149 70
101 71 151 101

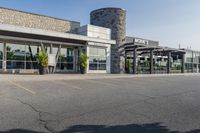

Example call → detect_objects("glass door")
57 47 75 72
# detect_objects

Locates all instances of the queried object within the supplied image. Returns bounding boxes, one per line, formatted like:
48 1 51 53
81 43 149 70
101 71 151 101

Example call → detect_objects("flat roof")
0 24 116 45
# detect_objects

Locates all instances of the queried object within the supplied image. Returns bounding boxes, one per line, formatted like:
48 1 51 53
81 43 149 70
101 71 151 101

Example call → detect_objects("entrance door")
56 47 76 73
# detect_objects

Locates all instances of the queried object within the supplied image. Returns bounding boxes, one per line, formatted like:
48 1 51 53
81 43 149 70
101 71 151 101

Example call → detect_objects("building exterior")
183 49 200 73
0 7 115 74
0 6 199 75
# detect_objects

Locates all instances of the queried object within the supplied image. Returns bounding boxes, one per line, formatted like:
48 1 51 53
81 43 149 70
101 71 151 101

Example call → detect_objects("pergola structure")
123 42 186 74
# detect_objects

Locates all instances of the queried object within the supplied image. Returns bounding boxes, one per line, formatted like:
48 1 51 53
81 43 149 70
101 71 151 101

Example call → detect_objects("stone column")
132 48 137 74
167 52 171 74
150 50 154 74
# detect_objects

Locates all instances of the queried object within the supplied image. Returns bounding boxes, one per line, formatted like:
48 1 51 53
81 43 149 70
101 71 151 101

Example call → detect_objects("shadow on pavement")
1 123 200 133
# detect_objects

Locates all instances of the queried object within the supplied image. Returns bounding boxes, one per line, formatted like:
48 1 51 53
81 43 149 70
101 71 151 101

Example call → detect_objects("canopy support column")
3 42 6 72
150 50 154 74
50 43 53 54
132 48 137 74
167 52 171 74
181 53 185 73
191 51 194 73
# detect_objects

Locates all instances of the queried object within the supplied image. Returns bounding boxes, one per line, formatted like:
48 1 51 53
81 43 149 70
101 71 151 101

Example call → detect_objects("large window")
89 47 106 70
6 44 39 69
6 44 25 69
25 45 39 69
57 47 74 71
0 43 3 69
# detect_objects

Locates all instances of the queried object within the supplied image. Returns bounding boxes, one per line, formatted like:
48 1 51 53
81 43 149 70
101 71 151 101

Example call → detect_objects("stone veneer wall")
0 7 80 32
90 8 126 73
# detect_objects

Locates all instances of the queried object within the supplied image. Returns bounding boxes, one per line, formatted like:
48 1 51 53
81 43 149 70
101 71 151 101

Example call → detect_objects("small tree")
80 52 88 74
36 51 48 75
36 51 48 68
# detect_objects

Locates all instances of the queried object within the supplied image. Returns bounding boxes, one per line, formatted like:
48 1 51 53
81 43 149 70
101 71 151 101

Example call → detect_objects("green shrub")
36 51 48 68
80 52 88 69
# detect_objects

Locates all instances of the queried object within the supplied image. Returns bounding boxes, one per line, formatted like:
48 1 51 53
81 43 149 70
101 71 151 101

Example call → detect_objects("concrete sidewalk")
0 73 200 82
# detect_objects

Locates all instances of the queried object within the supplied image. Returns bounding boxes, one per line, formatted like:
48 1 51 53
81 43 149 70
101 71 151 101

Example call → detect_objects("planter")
39 66 48 75
125 70 130 74
80 67 86 74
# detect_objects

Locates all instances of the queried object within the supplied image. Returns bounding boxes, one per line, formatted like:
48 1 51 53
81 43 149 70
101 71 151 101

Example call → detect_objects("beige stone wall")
0 7 80 32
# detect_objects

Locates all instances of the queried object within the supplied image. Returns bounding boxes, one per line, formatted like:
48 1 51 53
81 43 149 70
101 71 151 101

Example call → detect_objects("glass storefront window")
25 45 39 69
5 44 40 69
0 43 3 69
6 44 26 69
57 47 74 71
89 47 106 70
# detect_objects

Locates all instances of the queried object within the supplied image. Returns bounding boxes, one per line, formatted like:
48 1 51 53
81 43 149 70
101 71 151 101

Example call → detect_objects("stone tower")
90 7 126 73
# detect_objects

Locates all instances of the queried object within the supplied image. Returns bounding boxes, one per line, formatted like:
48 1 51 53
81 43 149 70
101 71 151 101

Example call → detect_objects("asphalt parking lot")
0 74 200 133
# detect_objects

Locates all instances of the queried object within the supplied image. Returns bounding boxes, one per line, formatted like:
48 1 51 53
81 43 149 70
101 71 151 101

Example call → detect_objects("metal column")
132 48 137 74
191 51 194 73
41 43 45 52
125 50 127 73
3 42 6 72
150 50 154 74
167 52 171 74
50 43 53 54
181 53 185 73
74 48 78 72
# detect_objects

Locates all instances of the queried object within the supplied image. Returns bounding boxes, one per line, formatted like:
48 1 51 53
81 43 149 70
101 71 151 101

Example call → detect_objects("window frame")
89 47 107 71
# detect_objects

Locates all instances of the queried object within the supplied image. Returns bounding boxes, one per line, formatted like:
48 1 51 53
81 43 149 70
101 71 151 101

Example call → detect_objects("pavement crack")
58 97 155 122
16 99 55 133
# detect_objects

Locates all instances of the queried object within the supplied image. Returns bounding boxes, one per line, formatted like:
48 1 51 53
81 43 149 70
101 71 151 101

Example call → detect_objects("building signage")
134 38 149 45
48 54 56 66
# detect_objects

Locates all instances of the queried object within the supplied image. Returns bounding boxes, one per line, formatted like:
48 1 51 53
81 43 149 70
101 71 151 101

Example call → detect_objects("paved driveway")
0 74 200 133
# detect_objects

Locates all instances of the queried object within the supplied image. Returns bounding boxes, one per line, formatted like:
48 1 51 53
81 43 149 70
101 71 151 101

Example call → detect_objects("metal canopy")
123 42 186 54
123 41 186 74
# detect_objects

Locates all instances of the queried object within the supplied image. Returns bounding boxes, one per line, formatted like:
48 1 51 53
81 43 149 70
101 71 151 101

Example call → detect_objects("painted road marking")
85 79 119 87
9 80 36 94
53 81 82 90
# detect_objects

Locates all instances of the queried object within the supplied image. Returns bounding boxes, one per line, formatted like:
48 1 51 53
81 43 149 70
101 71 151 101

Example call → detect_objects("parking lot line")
53 81 82 90
8 80 36 94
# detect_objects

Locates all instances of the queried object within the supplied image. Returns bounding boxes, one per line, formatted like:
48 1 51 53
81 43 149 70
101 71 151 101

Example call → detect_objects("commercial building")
0 7 199 74
0 7 115 74
90 8 200 75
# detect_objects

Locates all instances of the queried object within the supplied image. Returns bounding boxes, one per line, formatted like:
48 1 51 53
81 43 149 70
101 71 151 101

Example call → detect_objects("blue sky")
0 0 200 50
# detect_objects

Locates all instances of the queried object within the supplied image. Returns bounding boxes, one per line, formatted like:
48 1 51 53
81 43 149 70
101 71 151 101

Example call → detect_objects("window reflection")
6 44 39 69
89 47 106 70
57 47 74 71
